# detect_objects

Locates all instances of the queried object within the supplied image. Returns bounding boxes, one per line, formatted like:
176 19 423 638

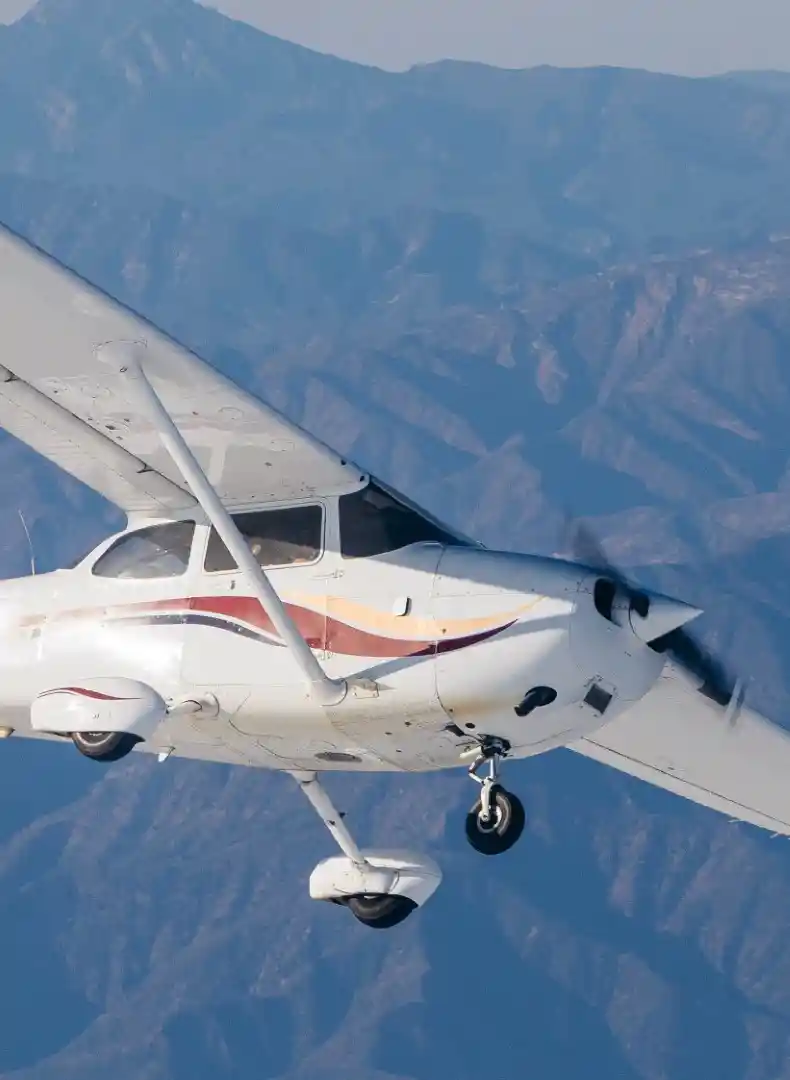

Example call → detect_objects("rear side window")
204 505 323 572
92 521 195 579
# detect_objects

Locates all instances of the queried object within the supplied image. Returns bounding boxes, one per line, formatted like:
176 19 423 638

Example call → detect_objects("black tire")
465 786 525 855
71 731 140 762
345 894 417 929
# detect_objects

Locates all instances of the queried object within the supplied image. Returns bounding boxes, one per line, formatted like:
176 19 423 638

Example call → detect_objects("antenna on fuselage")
17 509 35 576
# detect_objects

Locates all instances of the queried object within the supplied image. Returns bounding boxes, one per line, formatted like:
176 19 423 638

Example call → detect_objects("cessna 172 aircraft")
0 221 789 930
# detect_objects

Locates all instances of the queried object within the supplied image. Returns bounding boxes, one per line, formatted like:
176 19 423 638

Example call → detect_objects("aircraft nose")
629 592 702 644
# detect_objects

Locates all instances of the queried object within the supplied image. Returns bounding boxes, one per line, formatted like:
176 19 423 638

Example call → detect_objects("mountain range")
4 0 790 259
2 1 790 1078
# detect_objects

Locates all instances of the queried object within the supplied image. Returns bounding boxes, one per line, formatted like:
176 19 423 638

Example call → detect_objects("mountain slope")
3 0 790 255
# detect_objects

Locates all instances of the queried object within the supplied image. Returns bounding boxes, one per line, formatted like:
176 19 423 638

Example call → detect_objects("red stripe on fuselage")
39 596 515 659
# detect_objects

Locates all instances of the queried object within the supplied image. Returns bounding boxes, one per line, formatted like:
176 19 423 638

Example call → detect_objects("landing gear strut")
290 771 441 929
464 736 525 856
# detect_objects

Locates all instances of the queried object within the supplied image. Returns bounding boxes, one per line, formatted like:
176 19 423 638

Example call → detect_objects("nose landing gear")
463 736 525 856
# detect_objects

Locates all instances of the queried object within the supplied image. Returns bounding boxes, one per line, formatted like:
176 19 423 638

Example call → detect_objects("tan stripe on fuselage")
291 592 544 641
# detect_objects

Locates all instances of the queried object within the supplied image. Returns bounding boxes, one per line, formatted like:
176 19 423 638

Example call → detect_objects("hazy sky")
0 0 788 76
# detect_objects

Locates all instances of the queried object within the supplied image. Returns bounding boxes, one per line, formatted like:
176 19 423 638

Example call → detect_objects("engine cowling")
31 677 168 742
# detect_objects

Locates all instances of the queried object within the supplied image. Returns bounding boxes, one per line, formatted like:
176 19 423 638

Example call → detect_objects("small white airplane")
0 222 789 931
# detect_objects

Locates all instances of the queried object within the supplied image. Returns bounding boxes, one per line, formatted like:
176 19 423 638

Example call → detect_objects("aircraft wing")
0 223 364 515
567 663 790 836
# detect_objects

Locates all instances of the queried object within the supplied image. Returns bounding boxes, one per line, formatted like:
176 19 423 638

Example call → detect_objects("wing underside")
568 663 790 836
0 223 364 514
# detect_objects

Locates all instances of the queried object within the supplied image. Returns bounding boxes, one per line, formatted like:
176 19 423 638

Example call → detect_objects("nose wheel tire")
465 786 525 855
71 731 140 762
344 894 417 929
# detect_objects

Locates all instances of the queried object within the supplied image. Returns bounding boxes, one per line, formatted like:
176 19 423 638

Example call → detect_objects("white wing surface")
568 663 790 836
0 223 365 515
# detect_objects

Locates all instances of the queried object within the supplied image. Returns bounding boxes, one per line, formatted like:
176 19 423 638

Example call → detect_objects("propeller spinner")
568 521 738 708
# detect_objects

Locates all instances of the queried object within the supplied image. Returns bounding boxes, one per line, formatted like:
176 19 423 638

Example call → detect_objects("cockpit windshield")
338 481 472 559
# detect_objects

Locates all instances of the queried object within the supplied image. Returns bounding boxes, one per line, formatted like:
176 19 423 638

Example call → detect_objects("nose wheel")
464 737 525 855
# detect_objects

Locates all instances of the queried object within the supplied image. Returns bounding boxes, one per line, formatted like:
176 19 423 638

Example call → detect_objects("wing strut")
108 343 347 707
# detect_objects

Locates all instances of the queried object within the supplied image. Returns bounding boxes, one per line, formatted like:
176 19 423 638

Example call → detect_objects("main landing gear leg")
290 771 442 929
464 737 526 856
291 770 368 865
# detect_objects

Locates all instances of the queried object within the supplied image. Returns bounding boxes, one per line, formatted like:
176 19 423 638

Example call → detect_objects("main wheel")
465 786 525 856
345 894 417 929
71 731 140 762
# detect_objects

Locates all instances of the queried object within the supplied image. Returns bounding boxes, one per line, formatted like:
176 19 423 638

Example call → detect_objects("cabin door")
181 503 329 697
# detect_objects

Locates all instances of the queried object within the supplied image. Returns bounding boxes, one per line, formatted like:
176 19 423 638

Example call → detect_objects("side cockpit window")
204 505 323 572
339 482 466 559
92 521 195 579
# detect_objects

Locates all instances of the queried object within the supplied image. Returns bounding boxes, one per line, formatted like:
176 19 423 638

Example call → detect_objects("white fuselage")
0 521 669 775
